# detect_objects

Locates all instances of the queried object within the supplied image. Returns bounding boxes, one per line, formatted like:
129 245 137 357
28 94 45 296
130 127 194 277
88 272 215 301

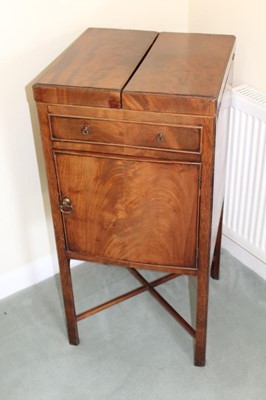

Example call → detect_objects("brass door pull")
60 198 73 214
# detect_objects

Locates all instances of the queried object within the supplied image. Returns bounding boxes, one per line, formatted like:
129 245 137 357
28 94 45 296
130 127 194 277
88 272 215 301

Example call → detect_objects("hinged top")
123 32 236 115
33 28 235 115
33 28 157 109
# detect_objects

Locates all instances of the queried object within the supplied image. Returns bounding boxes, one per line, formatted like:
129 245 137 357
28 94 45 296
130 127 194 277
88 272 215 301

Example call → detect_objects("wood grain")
55 152 200 268
33 28 157 107
50 115 201 153
123 32 236 115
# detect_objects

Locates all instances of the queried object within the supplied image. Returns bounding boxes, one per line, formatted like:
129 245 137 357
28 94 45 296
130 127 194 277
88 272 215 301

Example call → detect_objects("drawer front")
50 116 201 153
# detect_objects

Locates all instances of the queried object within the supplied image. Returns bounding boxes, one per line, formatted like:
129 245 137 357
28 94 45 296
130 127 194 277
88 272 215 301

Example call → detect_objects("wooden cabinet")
33 28 235 366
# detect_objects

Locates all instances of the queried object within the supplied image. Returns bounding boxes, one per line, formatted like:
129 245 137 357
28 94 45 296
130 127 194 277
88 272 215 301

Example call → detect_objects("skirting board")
1 240 265 300
222 234 266 280
0 254 82 300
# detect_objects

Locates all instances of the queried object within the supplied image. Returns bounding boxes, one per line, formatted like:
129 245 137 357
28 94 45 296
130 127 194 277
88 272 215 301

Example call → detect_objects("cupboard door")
55 153 200 268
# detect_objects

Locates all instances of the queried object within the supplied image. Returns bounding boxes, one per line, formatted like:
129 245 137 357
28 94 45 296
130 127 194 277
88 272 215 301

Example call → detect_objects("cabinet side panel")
210 67 233 260
36 103 67 252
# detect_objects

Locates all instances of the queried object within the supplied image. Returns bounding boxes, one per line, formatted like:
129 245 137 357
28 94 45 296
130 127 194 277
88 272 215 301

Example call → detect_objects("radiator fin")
233 85 266 107
223 85 266 263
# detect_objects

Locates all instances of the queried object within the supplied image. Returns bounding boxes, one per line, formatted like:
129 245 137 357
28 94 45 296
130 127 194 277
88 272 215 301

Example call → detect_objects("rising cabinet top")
33 28 235 116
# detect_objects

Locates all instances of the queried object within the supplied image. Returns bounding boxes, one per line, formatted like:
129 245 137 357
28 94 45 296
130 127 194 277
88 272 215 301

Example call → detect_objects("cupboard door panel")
55 153 200 268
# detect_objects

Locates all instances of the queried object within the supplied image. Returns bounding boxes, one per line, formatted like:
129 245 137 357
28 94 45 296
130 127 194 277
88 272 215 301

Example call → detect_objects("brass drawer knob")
81 125 90 135
156 132 164 143
60 197 73 214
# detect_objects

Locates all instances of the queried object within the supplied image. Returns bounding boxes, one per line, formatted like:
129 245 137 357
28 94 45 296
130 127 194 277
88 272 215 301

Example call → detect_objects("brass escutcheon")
81 125 90 135
156 132 164 143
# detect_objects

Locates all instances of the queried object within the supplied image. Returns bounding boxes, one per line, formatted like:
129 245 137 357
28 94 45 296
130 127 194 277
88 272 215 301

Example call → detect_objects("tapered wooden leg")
211 206 224 280
58 255 79 345
194 270 209 366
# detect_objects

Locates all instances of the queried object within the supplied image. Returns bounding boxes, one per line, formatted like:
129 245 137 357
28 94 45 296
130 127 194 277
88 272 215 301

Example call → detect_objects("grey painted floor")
0 250 265 400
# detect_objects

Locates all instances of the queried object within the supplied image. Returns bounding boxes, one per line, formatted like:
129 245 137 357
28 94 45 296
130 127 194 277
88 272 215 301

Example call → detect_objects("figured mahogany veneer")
50 116 201 153
34 28 157 108
55 152 200 268
123 32 235 115
33 28 235 366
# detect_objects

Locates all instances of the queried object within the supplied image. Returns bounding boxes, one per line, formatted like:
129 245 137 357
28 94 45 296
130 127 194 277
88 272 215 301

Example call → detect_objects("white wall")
0 0 188 298
189 0 266 92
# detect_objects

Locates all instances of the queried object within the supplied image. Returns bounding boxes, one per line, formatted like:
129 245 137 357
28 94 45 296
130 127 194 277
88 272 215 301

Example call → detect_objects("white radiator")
223 85 266 277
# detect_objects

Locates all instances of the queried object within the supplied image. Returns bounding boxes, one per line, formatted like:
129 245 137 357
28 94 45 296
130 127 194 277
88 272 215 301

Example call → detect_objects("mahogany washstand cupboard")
33 28 235 366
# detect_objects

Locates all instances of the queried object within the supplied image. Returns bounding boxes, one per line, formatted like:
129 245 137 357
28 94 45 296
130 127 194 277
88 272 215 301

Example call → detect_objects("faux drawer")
50 116 201 153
